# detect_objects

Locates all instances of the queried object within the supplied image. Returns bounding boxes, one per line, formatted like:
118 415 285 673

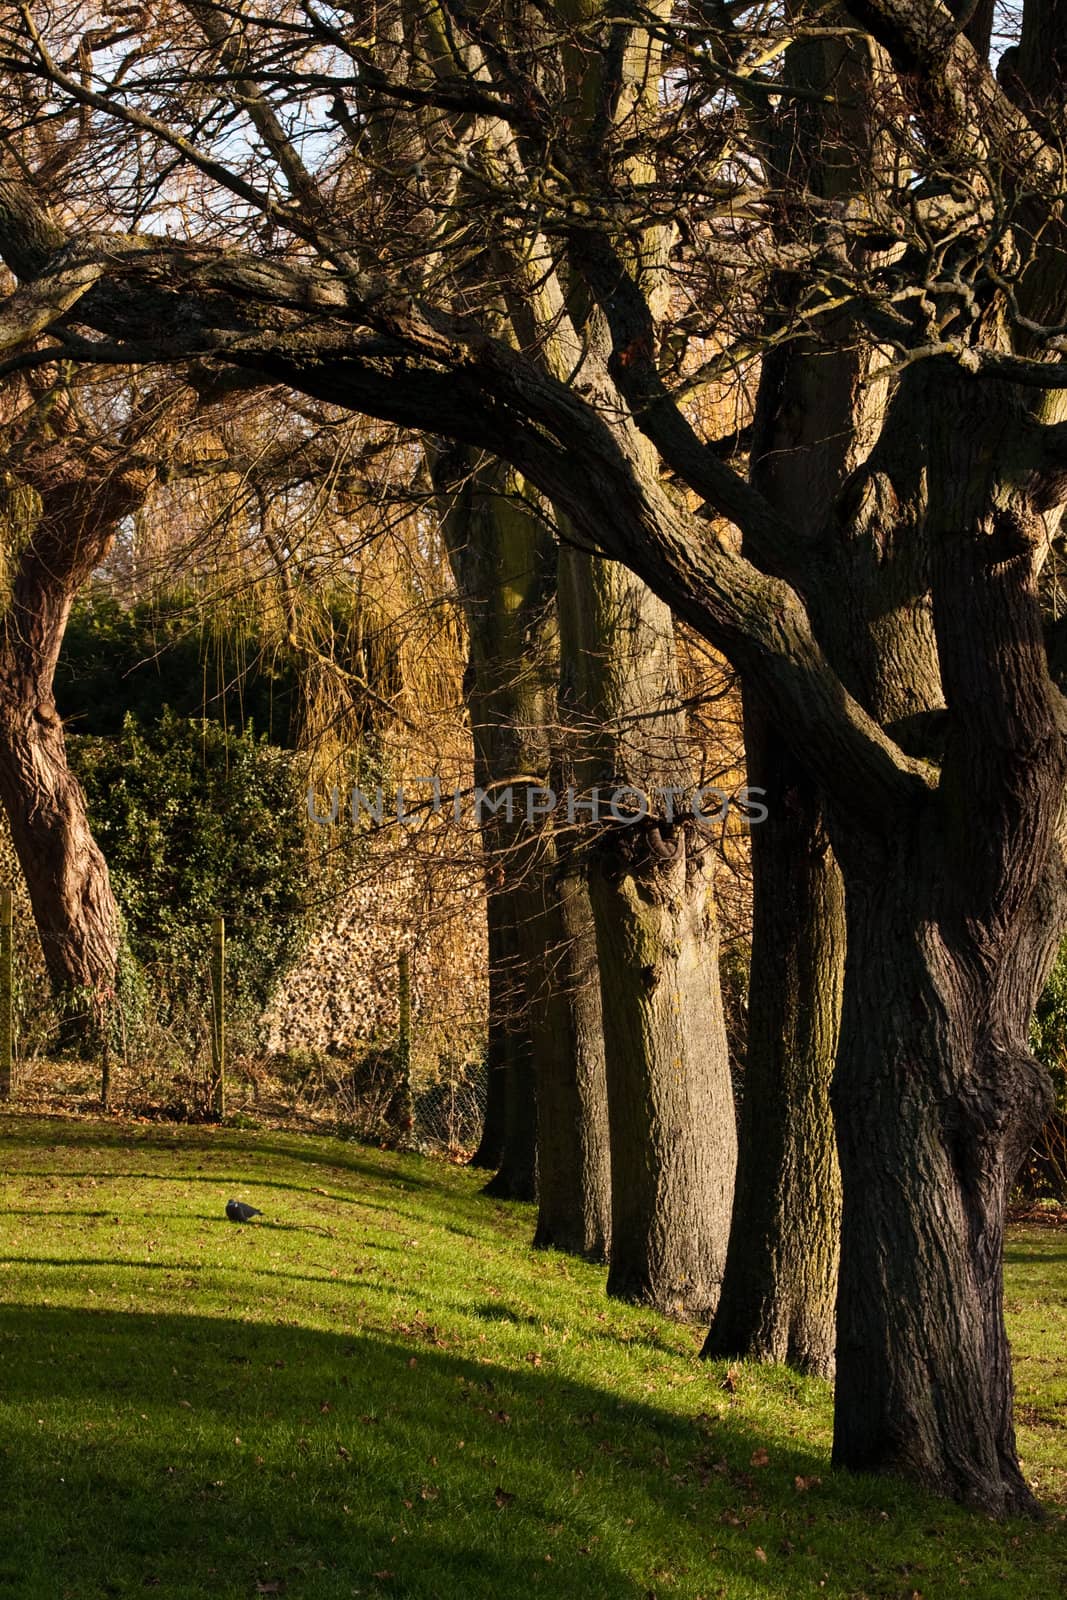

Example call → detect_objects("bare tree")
3 0 1067 1511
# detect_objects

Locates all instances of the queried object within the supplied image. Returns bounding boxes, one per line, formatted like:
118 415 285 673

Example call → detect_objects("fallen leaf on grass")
493 1486 515 1507
794 1474 822 1492
750 1448 769 1467
255 1582 284 1594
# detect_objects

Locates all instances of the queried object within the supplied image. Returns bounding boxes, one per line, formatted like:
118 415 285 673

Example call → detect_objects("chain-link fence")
412 1064 488 1154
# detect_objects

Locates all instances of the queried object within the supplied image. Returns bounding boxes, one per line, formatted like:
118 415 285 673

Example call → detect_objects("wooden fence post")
211 915 226 1119
395 947 414 1135
0 889 12 1099
100 1014 111 1111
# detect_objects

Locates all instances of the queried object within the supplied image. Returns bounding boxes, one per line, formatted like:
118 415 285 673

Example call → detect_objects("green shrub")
1025 941 1067 1199
1032 942 1067 1098
69 710 313 1055
57 589 303 743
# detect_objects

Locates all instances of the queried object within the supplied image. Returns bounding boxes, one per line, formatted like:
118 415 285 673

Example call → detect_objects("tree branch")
0 177 924 834
566 227 806 586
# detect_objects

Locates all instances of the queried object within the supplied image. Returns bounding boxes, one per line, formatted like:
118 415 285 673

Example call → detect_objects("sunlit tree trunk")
0 429 152 1035
436 451 610 1241
560 547 737 1315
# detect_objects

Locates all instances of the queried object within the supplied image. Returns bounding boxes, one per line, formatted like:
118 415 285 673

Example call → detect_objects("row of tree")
1 0 1066 1520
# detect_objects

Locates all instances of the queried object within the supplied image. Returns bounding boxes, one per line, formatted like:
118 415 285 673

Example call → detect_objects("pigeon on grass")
226 1199 263 1223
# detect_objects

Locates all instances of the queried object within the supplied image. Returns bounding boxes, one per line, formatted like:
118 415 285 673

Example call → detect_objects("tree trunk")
826 367 1067 1514
704 697 844 1372
559 543 737 1315
0 669 118 1004
531 848 611 1258
483 848 547 1208
434 449 610 1229
0 451 133 1035
591 817 736 1316
831 825 1058 1513
702 25 892 1372
467 892 510 1170
480 1022 538 1201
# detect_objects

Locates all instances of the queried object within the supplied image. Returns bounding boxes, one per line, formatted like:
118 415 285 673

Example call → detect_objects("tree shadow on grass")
0 1208 113 1219
0 1169 385 1206
0 1114 453 1197
0 1304 1060 1600
0 1255 420 1304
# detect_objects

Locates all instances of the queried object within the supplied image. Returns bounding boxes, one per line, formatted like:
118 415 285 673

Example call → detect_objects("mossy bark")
531 847 610 1258
591 819 735 1315
436 450 610 1238
559 546 737 1314
467 893 510 1171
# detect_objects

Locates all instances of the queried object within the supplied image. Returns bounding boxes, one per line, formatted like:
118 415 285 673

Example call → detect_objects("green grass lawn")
0 1116 1063 1600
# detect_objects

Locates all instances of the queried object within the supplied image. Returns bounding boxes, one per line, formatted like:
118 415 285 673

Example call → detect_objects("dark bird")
226 1199 263 1223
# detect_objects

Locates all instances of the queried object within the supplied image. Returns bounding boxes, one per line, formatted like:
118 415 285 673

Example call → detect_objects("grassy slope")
0 1117 1062 1600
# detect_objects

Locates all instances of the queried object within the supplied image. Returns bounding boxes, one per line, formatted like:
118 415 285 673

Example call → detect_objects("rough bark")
0 645 118 1003
5 0 1067 1511
436 449 610 1236
467 890 509 1170
533 847 610 1258
0 418 153 1029
481 1020 538 1202
825 368 1067 1514
832 822 1059 1512
519 840 611 1253
707 26 933 1376
704 701 844 1372
438 453 547 1202
703 310 852 1370
590 818 735 1315
559 545 737 1314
